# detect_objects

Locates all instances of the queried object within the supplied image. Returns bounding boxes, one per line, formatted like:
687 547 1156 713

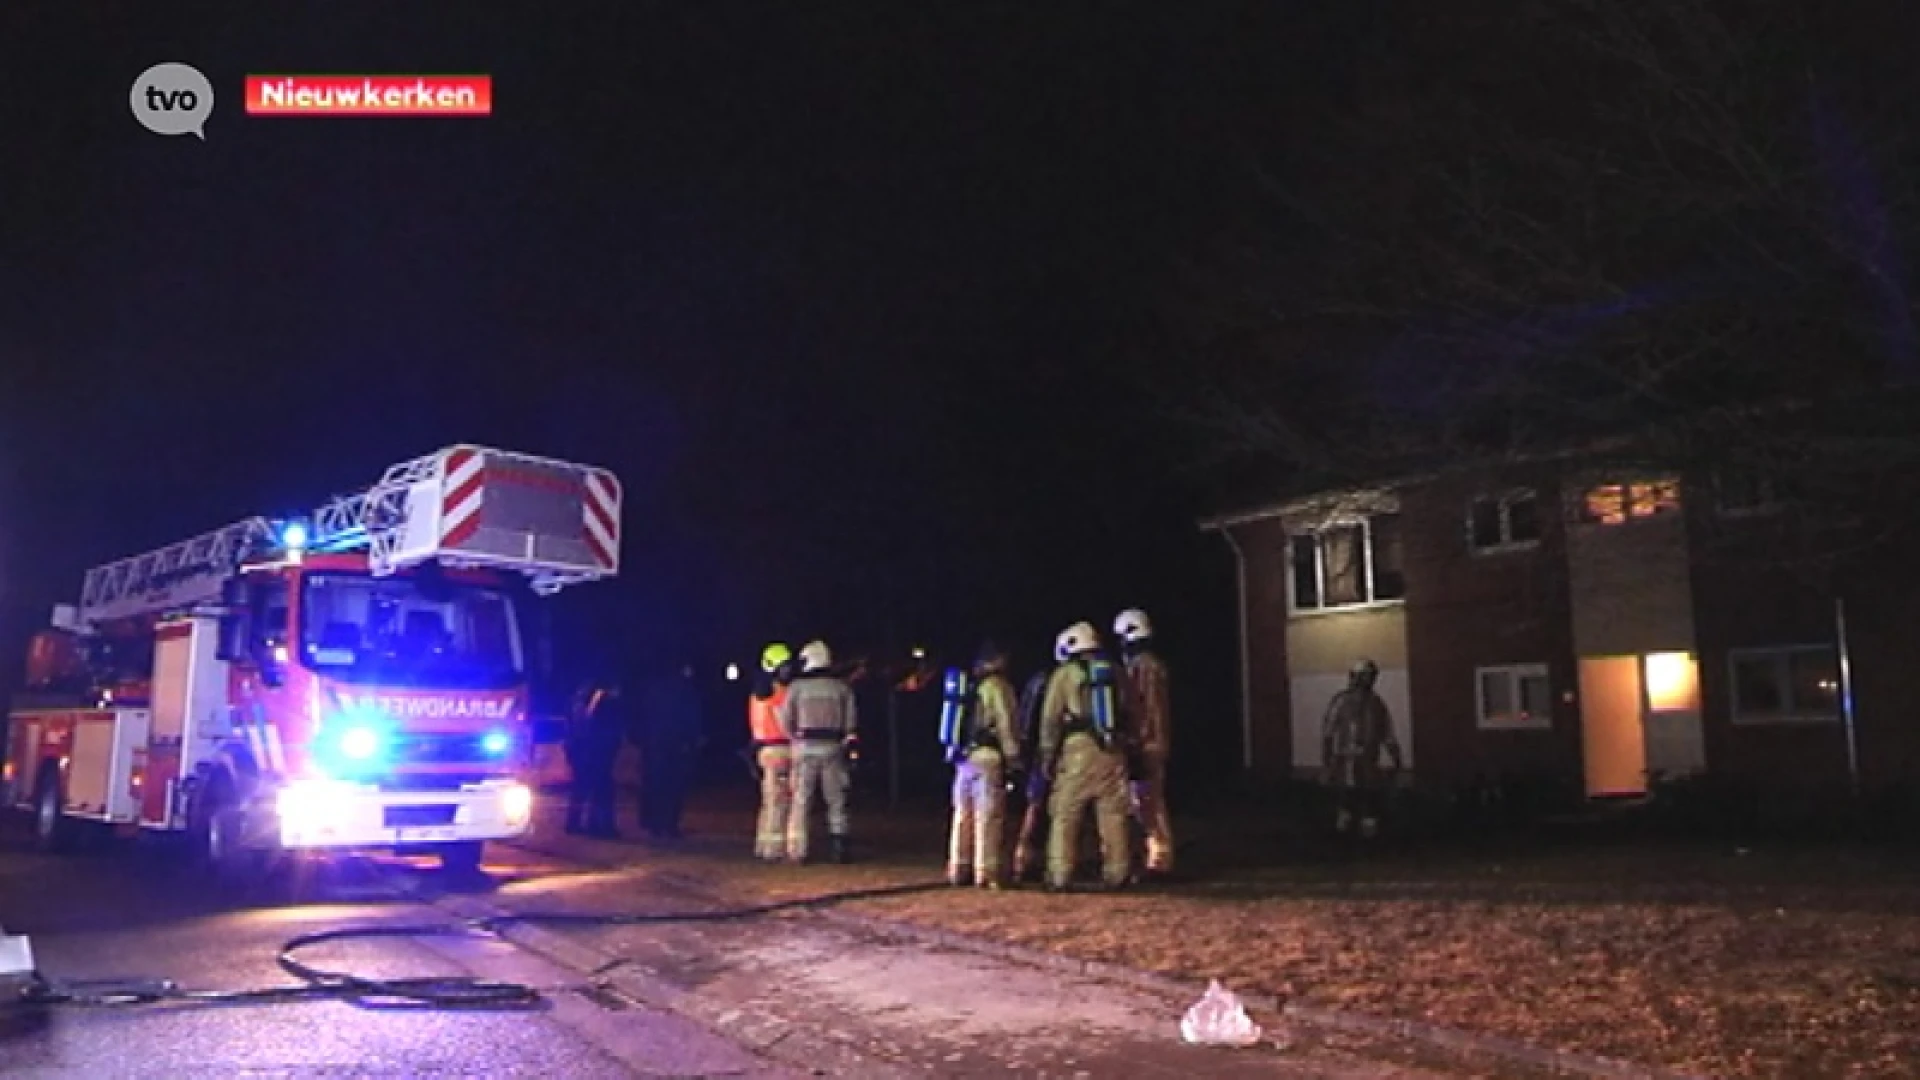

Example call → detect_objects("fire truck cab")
2 444 621 877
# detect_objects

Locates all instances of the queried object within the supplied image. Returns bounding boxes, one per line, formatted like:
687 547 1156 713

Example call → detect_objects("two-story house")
1200 456 1920 803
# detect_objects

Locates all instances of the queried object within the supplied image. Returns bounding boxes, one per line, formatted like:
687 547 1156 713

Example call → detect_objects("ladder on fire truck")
74 445 623 627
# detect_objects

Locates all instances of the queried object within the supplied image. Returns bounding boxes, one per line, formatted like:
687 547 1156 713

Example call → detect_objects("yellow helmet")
760 642 793 673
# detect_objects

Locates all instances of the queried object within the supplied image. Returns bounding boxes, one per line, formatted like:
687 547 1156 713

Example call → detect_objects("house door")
1578 656 1647 797
1640 651 1706 783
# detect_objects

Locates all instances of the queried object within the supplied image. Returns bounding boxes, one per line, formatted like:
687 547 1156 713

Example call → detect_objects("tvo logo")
131 62 213 139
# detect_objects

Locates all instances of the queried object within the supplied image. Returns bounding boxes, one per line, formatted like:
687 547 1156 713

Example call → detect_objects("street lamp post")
1835 594 1861 799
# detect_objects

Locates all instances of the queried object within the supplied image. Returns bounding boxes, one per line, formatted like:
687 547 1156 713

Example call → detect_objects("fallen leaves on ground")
567 802 1920 1078
839 887 1920 1078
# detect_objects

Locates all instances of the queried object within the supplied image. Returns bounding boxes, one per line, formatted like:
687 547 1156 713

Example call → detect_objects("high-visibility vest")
748 683 790 745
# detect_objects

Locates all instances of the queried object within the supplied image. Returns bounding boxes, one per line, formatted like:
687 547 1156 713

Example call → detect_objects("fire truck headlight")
278 778 346 829
339 726 382 761
481 730 511 756
500 782 533 828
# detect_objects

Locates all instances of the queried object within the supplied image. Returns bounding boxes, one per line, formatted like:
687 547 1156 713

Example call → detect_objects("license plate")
396 826 458 843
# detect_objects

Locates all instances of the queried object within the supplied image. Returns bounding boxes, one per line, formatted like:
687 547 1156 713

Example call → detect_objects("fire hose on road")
2 879 951 1013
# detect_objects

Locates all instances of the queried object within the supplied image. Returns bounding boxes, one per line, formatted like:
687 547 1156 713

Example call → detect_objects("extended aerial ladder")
76 445 624 628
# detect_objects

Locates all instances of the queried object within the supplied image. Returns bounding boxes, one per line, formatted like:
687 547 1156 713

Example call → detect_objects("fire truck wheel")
435 841 484 875
199 776 268 884
31 769 70 854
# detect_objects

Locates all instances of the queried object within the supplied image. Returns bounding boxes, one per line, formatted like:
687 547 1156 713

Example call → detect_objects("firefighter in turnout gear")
1321 658 1403 839
943 640 1023 889
1040 621 1133 890
1010 659 1053 882
1114 608 1175 877
779 639 858 863
748 642 797 861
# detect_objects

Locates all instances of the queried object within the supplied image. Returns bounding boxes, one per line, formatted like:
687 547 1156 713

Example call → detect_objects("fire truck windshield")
298 572 524 690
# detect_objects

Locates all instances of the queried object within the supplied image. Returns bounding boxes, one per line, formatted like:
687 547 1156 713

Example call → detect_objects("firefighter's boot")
830 833 852 865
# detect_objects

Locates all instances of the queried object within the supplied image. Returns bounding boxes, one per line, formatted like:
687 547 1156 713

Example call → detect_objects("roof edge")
1198 476 1430 532
1194 434 1648 532
1192 393 1880 533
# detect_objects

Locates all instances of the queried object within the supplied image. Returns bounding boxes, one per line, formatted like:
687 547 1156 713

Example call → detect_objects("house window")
1467 490 1542 552
1574 479 1681 525
1714 467 1781 516
1476 664 1553 730
1729 646 1840 724
1289 513 1405 613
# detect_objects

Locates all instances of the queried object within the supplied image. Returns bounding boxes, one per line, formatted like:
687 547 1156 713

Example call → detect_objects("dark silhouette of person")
637 661 703 840
565 678 624 838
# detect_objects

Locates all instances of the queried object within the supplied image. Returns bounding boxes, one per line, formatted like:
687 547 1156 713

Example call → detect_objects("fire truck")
1 445 621 877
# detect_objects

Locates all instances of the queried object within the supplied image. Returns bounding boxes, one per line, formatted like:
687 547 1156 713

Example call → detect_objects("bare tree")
1169 0 1920 567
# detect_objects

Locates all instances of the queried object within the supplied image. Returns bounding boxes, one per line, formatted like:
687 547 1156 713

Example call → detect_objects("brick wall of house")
1690 511 1920 792
1400 469 1581 792
1687 521 1848 789
1564 500 1697 657
1230 515 1296 779
1839 568 1920 791
1215 458 1920 797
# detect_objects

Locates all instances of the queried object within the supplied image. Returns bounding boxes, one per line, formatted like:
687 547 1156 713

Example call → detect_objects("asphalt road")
0 823 796 1078
0 806 1485 1079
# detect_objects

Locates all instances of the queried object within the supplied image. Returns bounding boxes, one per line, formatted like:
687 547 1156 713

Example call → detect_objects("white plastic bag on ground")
1179 978 1264 1047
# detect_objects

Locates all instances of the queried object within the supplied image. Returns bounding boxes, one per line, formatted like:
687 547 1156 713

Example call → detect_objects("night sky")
0 4 1376 738
6 2 1913 778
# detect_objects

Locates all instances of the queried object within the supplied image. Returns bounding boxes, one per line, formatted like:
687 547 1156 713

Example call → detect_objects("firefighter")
748 642 796 861
779 639 858 864
1010 649 1056 882
638 660 703 841
946 640 1023 889
565 677 624 838
1114 608 1176 878
1040 621 1132 891
1321 658 1403 839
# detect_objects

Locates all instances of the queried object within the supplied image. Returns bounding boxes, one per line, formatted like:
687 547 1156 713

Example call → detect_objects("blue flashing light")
481 730 512 755
281 520 310 551
308 703 392 778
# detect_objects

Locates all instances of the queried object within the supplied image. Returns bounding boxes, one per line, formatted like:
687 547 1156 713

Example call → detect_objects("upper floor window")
1289 513 1405 613
1467 490 1542 552
1573 479 1681 525
1713 467 1782 517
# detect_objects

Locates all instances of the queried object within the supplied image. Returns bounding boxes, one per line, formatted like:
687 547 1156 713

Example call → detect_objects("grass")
560 782 1920 1078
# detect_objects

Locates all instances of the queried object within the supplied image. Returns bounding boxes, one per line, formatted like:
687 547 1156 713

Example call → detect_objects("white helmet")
799 640 833 673
1113 608 1152 644
1054 621 1099 663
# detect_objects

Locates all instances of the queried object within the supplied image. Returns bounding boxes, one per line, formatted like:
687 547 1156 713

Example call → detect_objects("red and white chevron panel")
441 447 487 549
583 468 621 570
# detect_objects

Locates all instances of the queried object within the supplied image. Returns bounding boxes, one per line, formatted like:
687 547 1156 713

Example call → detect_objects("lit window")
1575 479 1681 525
1643 652 1698 713
1628 481 1680 517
